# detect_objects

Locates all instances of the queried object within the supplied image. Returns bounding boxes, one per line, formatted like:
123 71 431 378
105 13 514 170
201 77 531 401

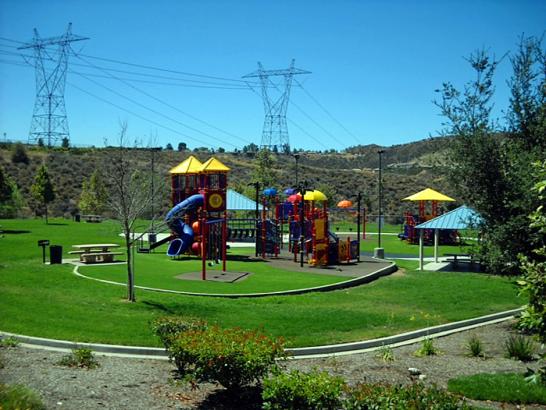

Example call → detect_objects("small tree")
37 138 44 148
177 142 187 151
165 143 173 150
11 143 29 164
79 170 108 215
106 123 157 302
61 137 70 149
252 148 278 188
31 164 55 223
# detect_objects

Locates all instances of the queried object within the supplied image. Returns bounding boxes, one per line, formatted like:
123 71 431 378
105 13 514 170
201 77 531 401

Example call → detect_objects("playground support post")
201 210 207 280
299 184 308 268
419 228 424 270
222 210 227 271
249 181 260 257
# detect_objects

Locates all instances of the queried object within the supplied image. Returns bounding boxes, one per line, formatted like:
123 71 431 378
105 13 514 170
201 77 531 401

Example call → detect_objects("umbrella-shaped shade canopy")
284 187 297 196
287 193 302 203
402 188 455 202
304 190 328 202
263 187 278 197
337 199 353 208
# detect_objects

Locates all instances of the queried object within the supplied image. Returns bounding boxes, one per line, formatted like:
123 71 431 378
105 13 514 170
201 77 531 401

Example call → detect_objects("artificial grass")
448 373 546 404
0 218 524 348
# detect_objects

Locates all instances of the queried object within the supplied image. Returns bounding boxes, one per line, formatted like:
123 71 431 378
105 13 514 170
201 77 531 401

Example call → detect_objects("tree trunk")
125 234 135 302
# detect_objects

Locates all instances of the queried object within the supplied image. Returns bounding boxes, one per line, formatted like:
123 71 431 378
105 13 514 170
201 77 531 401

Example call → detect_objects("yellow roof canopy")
200 157 230 173
402 188 455 202
169 155 203 174
304 190 328 201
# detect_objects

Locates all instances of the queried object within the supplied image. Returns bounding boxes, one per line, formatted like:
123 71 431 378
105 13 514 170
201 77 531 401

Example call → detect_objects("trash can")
50 245 63 264
148 233 157 245
74 214 81 222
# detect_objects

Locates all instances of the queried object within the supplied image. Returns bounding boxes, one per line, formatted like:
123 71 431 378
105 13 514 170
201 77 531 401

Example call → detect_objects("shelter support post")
434 229 439 263
419 229 424 271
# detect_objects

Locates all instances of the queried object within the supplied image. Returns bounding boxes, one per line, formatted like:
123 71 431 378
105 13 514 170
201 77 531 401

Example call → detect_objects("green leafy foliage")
262 369 346 410
0 383 46 410
377 345 395 362
150 316 207 348
78 170 108 215
465 334 485 358
252 148 278 188
58 348 99 369
345 382 470 409
504 334 536 362
0 337 19 348
30 164 55 223
166 325 284 391
415 337 440 357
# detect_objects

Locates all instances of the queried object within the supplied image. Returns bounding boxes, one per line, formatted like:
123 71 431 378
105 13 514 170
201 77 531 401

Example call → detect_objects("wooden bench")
81 252 122 264
68 250 86 255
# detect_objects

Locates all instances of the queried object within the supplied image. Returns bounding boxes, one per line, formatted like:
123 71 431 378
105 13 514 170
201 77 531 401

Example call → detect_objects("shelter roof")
227 189 263 211
200 157 230 173
403 188 455 202
415 205 482 230
169 155 203 174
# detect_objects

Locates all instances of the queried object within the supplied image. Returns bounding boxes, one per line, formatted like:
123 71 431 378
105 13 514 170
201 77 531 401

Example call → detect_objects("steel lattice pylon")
18 23 88 146
243 59 310 151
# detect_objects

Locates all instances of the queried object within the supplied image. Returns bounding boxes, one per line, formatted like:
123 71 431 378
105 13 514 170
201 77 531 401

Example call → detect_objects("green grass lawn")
448 373 546 404
0 218 523 348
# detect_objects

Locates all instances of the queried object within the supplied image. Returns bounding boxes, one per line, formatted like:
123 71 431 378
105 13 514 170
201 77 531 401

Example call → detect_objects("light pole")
293 153 300 187
375 149 385 259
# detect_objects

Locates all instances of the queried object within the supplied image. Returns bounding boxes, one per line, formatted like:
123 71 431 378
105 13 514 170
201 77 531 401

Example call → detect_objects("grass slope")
0 218 523 348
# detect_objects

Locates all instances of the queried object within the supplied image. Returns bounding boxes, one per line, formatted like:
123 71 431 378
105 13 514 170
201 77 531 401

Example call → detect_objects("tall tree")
31 164 55 224
252 148 278 188
106 123 157 302
79 170 108 215
435 38 545 275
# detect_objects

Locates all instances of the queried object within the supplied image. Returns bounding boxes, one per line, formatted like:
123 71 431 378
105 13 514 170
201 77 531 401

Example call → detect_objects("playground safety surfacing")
176 271 251 283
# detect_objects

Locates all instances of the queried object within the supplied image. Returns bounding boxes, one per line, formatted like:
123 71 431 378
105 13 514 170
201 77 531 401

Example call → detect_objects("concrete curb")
72 260 397 298
0 308 522 360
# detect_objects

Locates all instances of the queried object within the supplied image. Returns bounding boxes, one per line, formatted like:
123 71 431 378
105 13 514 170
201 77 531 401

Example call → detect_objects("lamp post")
293 153 300 187
374 149 385 259
149 147 161 235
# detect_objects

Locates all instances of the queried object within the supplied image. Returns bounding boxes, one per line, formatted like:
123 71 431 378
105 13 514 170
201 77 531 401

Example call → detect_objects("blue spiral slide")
164 194 204 256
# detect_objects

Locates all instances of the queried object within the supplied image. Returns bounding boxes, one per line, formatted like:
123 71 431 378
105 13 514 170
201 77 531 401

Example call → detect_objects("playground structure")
256 187 361 267
147 155 230 280
399 188 458 245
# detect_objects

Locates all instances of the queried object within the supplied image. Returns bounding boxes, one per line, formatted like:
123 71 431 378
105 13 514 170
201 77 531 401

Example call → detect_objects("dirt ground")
0 321 543 410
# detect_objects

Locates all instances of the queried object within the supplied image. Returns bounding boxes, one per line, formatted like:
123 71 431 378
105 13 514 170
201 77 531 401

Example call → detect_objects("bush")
262 369 346 410
150 316 207 348
0 383 46 410
167 326 284 391
504 334 535 362
0 337 19 348
377 345 395 362
415 337 440 357
58 348 99 369
11 143 29 165
465 335 485 358
345 382 470 410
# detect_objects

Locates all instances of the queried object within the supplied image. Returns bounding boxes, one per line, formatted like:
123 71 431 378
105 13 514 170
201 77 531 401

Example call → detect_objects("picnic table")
444 253 480 268
69 244 122 264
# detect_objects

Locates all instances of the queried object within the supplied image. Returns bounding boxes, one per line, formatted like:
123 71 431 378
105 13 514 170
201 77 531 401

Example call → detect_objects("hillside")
0 136 459 223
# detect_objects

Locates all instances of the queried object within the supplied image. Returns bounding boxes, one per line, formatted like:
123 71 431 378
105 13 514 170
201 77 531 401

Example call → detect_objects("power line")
294 78 361 146
72 51 253 145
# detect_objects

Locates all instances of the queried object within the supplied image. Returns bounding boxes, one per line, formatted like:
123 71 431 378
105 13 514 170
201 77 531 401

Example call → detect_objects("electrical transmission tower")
18 23 88 146
243 59 310 151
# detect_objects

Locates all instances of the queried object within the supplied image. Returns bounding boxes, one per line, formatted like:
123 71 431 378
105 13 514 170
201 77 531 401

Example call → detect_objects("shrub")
0 337 19 348
58 348 99 369
504 334 535 362
345 382 470 410
11 143 29 165
377 345 395 362
465 334 485 358
167 326 284 391
0 383 46 410
415 337 440 357
262 369 346 410
150 316 207 348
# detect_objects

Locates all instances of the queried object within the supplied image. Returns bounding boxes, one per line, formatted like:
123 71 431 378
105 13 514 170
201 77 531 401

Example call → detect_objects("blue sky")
0 0 544 150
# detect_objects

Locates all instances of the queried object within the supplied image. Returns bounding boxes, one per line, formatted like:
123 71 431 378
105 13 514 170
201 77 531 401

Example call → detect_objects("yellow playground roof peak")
169 155 203 174
200 157 230 173
402 188 455 202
